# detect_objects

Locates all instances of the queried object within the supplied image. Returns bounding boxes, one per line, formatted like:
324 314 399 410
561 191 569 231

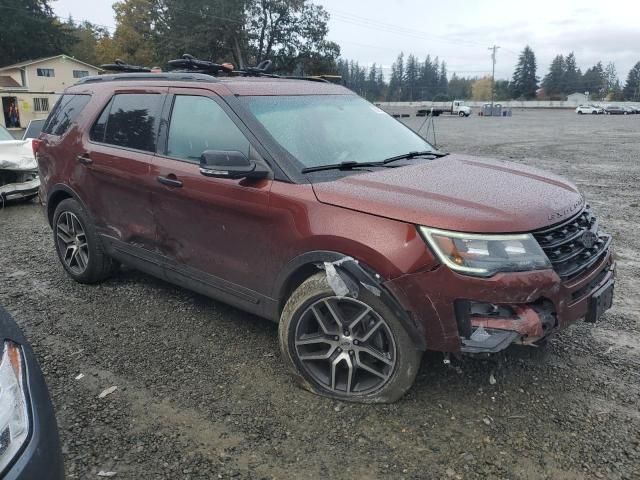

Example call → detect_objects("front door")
150 90 274 306
2 97 20 128
80 91 166 250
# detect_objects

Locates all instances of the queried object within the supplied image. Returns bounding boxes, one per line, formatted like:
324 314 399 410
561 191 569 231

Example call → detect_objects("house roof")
0 76 22 88
0 55 102 72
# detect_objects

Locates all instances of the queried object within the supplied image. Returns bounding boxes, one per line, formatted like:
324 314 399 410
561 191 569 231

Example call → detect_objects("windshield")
243 95 435 169
0 125 13 141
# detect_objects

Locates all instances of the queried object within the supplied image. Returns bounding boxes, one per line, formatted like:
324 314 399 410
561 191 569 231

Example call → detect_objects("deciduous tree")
471 76 492 101
109 0 161 67
246 0 339 74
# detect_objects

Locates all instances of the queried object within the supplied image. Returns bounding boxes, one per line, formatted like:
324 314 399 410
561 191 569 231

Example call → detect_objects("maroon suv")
36 72 615 402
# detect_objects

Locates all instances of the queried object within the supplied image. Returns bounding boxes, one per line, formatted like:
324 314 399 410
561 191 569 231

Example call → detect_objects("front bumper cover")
384 247 615 353
0 176 40 201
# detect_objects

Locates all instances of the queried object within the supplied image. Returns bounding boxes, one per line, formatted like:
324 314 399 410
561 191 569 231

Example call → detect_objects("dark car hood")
311 154 584 233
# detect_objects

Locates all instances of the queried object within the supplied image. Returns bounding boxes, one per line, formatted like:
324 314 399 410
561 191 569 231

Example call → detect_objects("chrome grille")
533 206 611 281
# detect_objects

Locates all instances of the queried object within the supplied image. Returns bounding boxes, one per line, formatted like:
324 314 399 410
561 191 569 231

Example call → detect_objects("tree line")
2 1 640 102
0 0 341 75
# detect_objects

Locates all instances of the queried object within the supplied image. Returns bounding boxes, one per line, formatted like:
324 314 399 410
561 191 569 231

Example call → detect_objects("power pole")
488 45 500 113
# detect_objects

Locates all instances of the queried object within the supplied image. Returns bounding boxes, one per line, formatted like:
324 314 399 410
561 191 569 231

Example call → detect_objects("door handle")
157 175 183 188
77 153 92 165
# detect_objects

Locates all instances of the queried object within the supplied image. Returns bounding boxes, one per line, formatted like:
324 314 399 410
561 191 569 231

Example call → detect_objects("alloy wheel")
294 296 397 395
56 211 90 275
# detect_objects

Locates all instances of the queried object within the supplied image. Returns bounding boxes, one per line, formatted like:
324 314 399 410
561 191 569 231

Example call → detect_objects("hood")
311 154 584 233
0 139 37 171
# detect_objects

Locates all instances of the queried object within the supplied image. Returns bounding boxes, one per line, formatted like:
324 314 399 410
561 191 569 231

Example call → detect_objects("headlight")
419 226 551 277
0 342 29 473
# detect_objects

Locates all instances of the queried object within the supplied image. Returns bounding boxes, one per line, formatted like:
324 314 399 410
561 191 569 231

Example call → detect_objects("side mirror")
199 150 268 180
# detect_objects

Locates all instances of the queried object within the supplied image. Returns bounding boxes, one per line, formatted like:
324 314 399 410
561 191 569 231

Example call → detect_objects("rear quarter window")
42 94 91 136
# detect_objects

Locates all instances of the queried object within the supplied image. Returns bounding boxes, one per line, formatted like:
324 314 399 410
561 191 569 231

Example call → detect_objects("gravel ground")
1 109 639 479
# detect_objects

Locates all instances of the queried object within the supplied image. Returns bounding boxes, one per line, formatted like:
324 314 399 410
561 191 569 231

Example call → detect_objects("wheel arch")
46 184 87 227
274 250 427 350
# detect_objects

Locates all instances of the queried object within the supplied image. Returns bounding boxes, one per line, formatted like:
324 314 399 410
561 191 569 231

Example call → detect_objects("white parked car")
575 104 603 114
0 123 41 203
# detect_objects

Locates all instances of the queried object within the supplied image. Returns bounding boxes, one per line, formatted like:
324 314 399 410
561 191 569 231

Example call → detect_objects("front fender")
274 250 428 350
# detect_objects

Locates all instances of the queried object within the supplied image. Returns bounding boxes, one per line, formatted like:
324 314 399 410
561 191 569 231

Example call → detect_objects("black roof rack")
167 54 341 83
75 72 219 85
100 59 151 73
167 54 233 75
78 55 341 85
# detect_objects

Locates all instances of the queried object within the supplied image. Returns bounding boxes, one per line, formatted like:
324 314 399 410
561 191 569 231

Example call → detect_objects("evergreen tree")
582 62 607 99
563 52 581 94
366 63 378 101
448 73 474 99
438 61 448 97
494 80 511 101
375 65 386 100
404 54 419 101
419 55 437 100
511 46 538 99
541 55 565 97
623 62 640 101
0 0 75 65
388 52 404 101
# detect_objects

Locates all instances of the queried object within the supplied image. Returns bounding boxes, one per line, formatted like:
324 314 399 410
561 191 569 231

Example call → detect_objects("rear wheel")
53 198 115 284
577 110 583 114
279 273 421 403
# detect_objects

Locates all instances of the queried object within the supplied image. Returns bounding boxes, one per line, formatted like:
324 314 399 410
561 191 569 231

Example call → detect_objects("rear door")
150 88 274 303
81 89 166 251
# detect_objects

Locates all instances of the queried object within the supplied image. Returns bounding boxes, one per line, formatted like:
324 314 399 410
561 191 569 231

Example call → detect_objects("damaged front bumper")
0 171 40 202
384 248 615 354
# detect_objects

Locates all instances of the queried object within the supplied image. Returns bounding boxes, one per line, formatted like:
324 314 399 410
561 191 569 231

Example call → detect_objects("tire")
279 272 422 403
52 198 115 284
577 110 583 115
458 111 465 117
591 111 597 114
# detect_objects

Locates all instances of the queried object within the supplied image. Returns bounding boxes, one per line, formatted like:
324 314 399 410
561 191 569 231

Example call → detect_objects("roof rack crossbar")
75 72 219 85
167 54 233 75
100 59 151 73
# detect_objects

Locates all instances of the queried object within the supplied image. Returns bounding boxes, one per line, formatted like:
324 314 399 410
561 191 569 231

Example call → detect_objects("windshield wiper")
301 161 385 174
300 150 449 174
382 150 449 164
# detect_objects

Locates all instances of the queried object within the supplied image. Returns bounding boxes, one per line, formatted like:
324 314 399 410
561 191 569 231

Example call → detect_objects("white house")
0 55 102 129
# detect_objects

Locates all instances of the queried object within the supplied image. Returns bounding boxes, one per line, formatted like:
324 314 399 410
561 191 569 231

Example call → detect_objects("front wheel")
577 110 583 115
279 273 422 403
458 111 465 117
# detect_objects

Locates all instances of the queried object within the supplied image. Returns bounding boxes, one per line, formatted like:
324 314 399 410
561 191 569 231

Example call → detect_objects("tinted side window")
103 94 162 152
42 94 91 136
90 98 113 143
167 96 250 162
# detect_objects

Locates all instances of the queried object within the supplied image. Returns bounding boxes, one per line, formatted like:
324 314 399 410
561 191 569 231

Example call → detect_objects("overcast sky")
52 0 640 81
